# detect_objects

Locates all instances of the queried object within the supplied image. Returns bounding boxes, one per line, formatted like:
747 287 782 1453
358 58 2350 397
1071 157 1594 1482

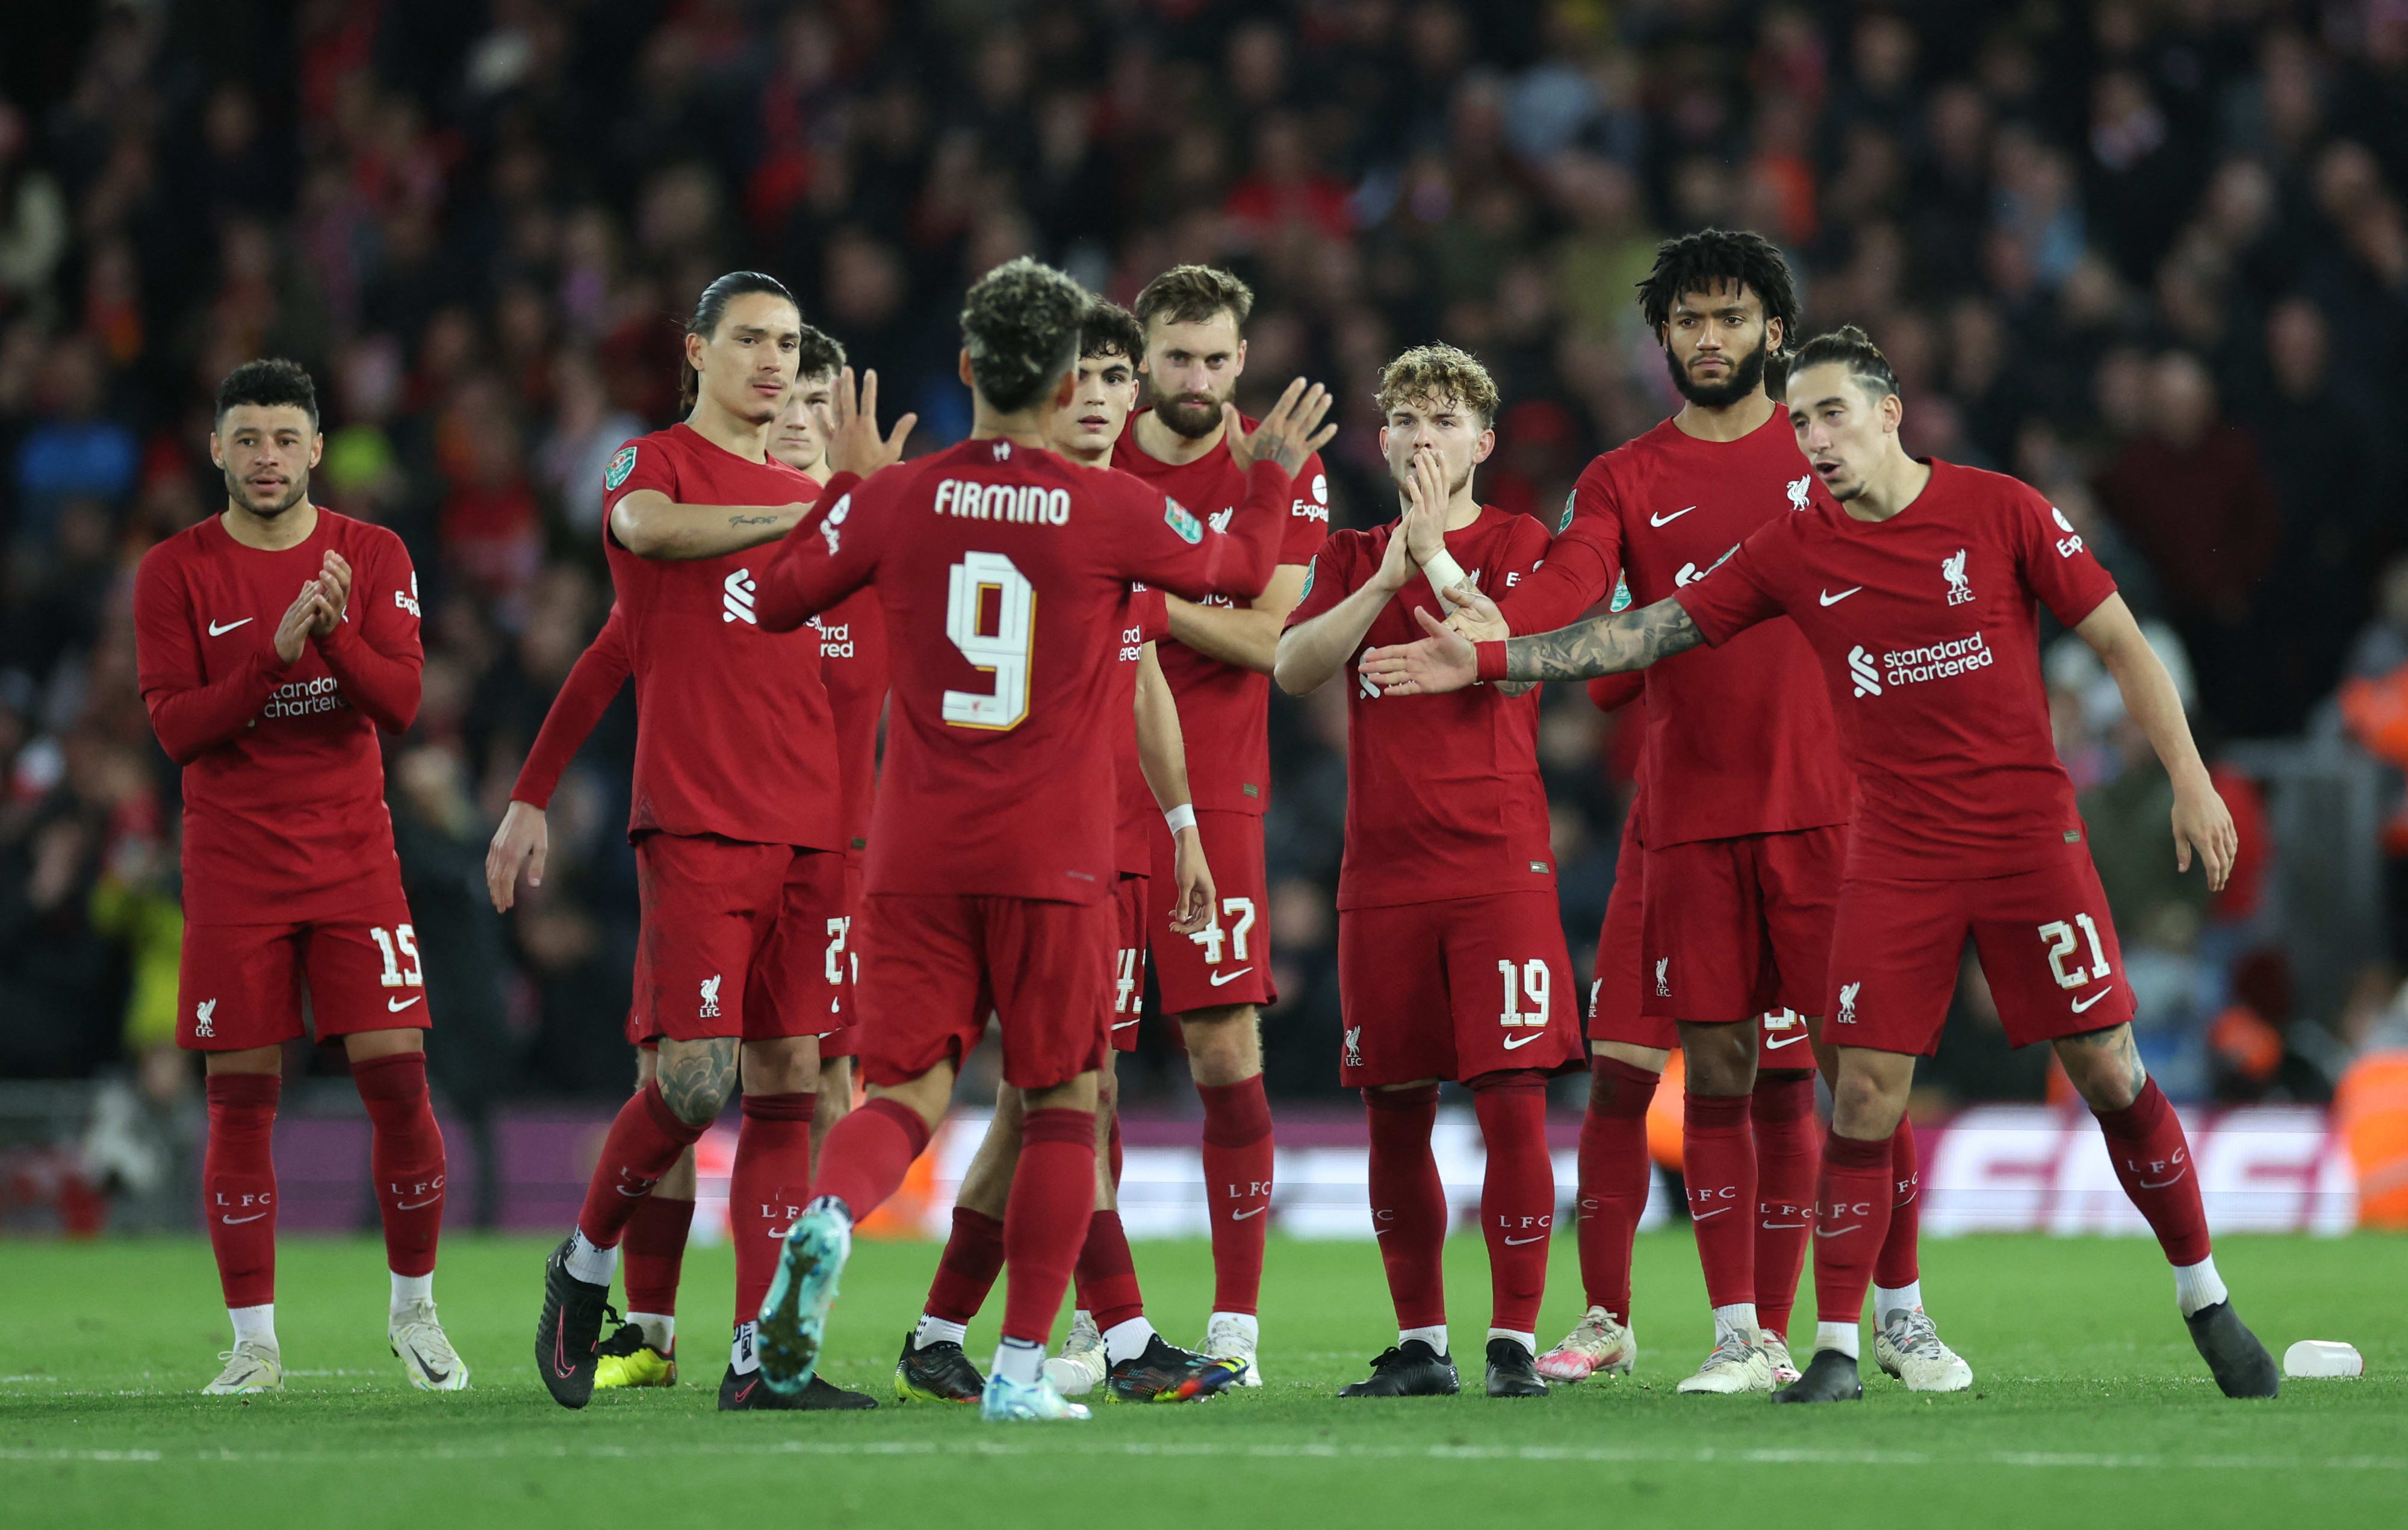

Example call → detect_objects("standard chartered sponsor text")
261 676 353 719
1879 631 1994 688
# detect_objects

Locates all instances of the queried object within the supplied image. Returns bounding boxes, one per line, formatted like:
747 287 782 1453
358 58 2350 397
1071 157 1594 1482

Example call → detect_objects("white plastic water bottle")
2281 1340 2363 1378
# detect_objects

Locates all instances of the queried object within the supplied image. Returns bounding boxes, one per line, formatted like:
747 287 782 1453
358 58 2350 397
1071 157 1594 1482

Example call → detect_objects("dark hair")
960 257 1088 412
1635 229 1801 353
214 358 320 432
1079 299 1144 364
680 270 799 411
795 322 846 382
1787 325 1901 403
1132 264 1255 334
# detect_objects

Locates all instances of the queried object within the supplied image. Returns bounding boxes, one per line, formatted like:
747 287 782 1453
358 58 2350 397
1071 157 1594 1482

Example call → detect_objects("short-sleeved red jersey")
1673 459 2118 880
1502 409 1854 848
509 603 628 810
753 438 1292 903
134 510 422 923
601 424 840 850
812 588 887 853
1285 506 1556 910
1110 412 1329 816
1112 583 1172 875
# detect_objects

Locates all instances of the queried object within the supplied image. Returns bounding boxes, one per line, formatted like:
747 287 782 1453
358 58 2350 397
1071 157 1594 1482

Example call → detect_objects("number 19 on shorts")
1498 959 1550 1026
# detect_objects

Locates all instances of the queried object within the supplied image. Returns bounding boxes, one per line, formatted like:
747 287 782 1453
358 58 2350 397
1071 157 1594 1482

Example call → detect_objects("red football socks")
352 1053 446 1279
1875 1116 1923 1290
203 1072 281 1309
1364 1085 1447 1331
1073 1209 1144 1332
2093 1080 2213 1267
1683 1090 1757 1311
925 1207 1007 1322
576 1081 710 1248
730 1092 815 1316
1577 1057 1658 1322
1197 1077 1273 1314
1472 1074 1554 1337
807 1096 932 1223
622 1192 694 1317
999 1108 1096 1346
1751 1069 1819 1338
1811 1130 1896 1325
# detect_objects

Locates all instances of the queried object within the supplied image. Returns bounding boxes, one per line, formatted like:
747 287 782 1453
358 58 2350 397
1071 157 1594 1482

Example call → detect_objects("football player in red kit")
1111 266 1333 1382
1361 326 2281 1404
745 258 1332 1422
1276 346 1582 1401
1428 232 1961 1395
895 300 1241 1406
529 273 899 1413
489 328 856 1392
134 359 462 1395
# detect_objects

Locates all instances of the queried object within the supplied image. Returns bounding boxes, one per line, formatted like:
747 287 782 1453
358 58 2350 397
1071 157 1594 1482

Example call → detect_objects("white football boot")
1875 1306 1973 1392
202 1340 284 1395
390 1298 471 1392
1675 1328 1774 1394
1535 1306 1637 1382
1043 1311 1107 1397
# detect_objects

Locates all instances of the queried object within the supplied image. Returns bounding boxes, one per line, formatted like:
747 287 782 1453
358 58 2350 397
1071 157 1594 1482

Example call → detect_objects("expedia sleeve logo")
1164 497 1203 544
606 445 638 491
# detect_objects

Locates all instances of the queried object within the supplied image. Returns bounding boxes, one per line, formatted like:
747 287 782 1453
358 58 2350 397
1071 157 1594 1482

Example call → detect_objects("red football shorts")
1586 807 1668 1049
1148 808 1275 1013
1108 873 1151 1054
177 904 430 1051
818 851 866 1063
1640 824 1844 1025
1823 853 2135 1056
1338 891 1584 1087
629 833 846 1045
855 891 1113 1090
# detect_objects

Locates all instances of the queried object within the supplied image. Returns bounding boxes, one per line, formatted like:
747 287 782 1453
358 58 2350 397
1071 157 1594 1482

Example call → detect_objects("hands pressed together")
273 550 354 665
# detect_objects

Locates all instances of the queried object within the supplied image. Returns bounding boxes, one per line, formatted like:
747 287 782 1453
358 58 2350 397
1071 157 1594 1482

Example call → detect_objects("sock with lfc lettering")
1873 1116 1922 1293
1577 1056 1658 1323
575 1082 709 1249
1751 1069 1818 1340
204 1072 281 1311
1683 1090 1757 1313
730 1092 815 1318
998 1109 1096 1347
1364 1085 1447 1332
1197 1077 1274 1316
352 1053 446 1281
1472 1073 1554 1339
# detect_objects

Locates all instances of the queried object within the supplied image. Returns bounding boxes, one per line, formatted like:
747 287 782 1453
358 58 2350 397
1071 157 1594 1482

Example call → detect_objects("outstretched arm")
2075 592 2236 891
1359 596 1701 697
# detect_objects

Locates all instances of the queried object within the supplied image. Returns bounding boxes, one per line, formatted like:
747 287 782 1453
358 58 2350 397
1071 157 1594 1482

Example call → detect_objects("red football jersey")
1112 583 1172 875
509 603 627 809
601 424 840 850
1285 506 1556 910
134 510 421 923
753 439 1292 903
1674 459 2118 880
813 588 887 853
1110 411 1329 816
1502 409 1854 848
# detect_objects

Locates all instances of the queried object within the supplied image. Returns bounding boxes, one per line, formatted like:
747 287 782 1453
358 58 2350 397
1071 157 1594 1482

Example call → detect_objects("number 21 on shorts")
2038 913 2111 990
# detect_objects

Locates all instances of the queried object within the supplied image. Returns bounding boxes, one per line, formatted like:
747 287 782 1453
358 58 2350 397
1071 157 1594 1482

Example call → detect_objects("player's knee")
656 1040 738 1125
1181 1004 1261 1081
1829 1068 1905 1137
739 1036 817 1095
2056 1027 2145 1113
1679 1022 1756 1095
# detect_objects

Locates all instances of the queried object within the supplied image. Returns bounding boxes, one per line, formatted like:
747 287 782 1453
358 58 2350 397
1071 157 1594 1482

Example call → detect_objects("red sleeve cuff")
1475 640 1510 682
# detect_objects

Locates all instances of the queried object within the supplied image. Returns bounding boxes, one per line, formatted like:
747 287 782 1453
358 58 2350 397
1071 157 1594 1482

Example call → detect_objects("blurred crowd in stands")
6 0 2408 1143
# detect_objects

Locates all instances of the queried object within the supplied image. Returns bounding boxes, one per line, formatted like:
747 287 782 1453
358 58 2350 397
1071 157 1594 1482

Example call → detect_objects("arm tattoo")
726 514 781 528
1500 597 1701 683
657 1036 739 1125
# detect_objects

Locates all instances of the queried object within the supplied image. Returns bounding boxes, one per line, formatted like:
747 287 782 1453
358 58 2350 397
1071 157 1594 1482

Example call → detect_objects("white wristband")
1164 803 1197 834
1421 549 1471 600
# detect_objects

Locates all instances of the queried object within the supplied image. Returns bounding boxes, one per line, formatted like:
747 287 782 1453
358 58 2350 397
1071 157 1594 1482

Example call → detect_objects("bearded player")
1275 346 1581 1400
1109 266 1333 1382
491 329 857 1392
135 359 462 1395
1361 326 2280 1404
745 258 1332 1422
1428 231 1964 1395
527 273 897 1413
894 300 1241 1405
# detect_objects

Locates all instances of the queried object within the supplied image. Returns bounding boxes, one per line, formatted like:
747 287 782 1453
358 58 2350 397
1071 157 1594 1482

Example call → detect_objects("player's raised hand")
1225 378 1336 476
2171 776 2238 893
485 799 549 912
1359 606 1480 696
1400 448 1448 565
275 579 323 665
1167 822 1218 934
314 550 353 630
824 365 917 480
1439 581 1509 642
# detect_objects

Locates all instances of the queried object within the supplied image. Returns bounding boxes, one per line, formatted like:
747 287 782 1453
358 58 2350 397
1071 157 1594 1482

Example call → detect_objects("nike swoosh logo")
1763 1030 1811 1050
2071 989 2112 1012
1818 587 1863 605
220 1212 268 1225
208 618 254 636
733 1379 757 1405
1760 1221 1808 1230
1501 1030 1548 1050
2138 1172 2187 1189
1692 1205 1733 1221
1111 1018 1140 1030
397 1197 441 1210
1817 1224 1861 1237
1503 1234 1547 1245
1230 1206 1267 1220
1207 967 1253 987
1650 506 1695 527
387 995 423 1012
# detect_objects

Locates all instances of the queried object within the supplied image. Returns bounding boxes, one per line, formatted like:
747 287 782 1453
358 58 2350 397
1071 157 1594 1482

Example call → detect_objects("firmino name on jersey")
934 479 1072 526
261 676 352 720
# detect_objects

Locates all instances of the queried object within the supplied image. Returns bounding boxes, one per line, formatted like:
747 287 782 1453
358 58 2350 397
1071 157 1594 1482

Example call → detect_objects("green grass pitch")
4 1231 2401 1529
